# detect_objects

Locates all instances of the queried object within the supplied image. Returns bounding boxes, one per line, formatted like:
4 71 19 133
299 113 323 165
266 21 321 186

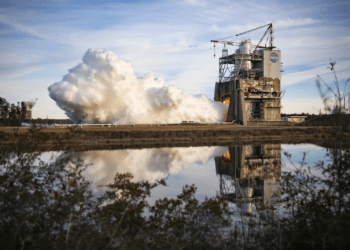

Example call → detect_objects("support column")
214 82 220 101
225 80 236 122
237 80 247 126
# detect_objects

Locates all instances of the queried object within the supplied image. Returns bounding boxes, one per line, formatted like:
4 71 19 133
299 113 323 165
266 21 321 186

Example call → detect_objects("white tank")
222 44 228 57
236 60 252 71
236 39 252 70
242 61 252 70
239 39 252 54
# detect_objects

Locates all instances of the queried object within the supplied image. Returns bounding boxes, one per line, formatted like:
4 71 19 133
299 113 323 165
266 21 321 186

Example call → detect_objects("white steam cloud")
48 49 227 124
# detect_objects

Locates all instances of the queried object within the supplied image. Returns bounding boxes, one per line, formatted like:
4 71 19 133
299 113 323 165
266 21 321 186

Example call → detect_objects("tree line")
0 97 27 126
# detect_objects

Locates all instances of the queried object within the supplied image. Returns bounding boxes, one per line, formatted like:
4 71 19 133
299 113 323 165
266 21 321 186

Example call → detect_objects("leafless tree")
316 59 350 113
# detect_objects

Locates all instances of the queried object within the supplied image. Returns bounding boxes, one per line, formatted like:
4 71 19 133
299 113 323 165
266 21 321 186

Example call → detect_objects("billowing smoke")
48 49 227 124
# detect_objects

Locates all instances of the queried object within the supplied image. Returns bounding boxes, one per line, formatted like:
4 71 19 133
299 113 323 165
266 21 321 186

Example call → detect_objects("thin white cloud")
0 66 42 79
283 60 350 87
282 97 324 114
0 52 43 66
0 13 45 39
275 18 318 29
184 0 207 7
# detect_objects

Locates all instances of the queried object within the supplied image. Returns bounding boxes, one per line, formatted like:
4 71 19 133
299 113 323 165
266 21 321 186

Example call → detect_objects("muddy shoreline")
0 125 340 152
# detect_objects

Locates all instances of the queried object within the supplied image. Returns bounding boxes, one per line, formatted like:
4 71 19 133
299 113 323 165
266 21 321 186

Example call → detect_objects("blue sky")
1 0 349 118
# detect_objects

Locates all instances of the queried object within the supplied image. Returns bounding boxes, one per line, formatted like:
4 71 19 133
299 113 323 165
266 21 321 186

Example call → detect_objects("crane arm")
235 23 271 36
253 26 271 52
210 40 235 46
211 39 258 48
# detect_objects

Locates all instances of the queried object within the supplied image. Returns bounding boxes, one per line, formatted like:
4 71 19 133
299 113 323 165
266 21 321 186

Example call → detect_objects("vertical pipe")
270 24 273 49
235 81 238 121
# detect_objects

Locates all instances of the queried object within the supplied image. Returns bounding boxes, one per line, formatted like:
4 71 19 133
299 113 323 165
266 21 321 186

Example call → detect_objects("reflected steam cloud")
63 146 227 194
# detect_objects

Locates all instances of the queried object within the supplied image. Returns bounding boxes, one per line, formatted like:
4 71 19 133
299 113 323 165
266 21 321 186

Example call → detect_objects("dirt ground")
0 123 334 134
0 124 339 152
0 124 240 134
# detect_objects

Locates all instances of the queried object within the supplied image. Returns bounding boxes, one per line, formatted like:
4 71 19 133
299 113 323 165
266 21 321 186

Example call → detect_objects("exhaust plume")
48 49 227 124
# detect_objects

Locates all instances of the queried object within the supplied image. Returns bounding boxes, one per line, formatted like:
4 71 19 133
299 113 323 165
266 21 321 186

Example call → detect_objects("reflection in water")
61 146 227 194
215 144 282 214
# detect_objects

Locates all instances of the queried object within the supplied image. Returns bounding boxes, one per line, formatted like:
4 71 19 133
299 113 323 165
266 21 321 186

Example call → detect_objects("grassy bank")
0 125 338 151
